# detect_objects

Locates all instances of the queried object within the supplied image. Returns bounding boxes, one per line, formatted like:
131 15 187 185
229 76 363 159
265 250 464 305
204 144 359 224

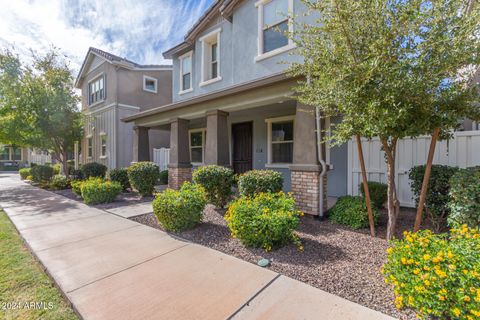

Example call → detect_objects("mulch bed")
130 205 433 319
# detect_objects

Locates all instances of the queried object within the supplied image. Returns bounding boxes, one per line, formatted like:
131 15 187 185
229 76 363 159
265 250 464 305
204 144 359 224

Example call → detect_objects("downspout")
315 107 327 218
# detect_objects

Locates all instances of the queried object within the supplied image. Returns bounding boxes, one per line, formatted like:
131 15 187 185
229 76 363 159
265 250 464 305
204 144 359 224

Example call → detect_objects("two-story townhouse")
122 0 480 216
123 0 334 217
75 47 173 169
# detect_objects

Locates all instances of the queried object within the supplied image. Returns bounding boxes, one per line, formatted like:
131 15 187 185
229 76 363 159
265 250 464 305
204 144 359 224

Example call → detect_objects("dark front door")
232 122 253 174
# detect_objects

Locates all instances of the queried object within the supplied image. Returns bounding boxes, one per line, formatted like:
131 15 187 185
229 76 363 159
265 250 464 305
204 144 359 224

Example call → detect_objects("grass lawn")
0 210 78 320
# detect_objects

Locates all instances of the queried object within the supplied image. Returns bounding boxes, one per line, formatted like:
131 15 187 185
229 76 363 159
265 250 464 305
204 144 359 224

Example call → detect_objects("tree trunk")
414 128 440 232
61 151 69 178
381 138 400 240
356 135 376 237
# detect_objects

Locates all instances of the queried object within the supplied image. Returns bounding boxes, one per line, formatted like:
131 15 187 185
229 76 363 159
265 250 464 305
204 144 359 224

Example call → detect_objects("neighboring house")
0 145 28 170
75 47 173 169
122 0 480 216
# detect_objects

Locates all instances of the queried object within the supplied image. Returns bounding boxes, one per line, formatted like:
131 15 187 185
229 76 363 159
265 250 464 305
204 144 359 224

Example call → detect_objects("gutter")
315 107 327 218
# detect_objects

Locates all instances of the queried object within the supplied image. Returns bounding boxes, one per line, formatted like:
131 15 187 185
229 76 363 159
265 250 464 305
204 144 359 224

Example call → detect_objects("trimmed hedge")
329 196 378 229
19 168 31 180
49 174 69 190
128 162 160 196
192 165 234 208
238 170 283 197
409 165 459 231
448 167 480 228
359 181 387 209
80 178 122 205
30 165 54 183
71 180 83 197
153 182 207 232
81 162 107 179
109 168 130 191
225 192 302 251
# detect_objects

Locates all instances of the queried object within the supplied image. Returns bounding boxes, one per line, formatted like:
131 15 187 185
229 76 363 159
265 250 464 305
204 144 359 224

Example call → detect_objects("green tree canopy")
289 0 480 238
0 48 82 174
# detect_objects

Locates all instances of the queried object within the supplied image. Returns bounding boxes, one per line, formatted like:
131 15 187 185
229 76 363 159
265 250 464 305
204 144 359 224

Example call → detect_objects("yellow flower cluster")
383 227 480 319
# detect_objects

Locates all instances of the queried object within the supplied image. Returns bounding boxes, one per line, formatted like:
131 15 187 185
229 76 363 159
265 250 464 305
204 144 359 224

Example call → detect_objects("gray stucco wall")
171 0 315 102
187 102 296 191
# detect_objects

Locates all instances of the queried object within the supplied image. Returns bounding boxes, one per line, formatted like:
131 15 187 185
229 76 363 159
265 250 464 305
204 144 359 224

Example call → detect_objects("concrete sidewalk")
0 173 395 320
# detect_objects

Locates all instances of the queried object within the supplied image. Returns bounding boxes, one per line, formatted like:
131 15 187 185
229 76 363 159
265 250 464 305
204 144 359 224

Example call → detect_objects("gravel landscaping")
130 205 430 319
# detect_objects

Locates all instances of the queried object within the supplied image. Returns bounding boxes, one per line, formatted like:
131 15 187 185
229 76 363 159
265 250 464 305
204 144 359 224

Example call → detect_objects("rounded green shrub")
225 192 302 251
52 164 61 175
80 178 122 205
153 182 207 232
359 181 388 209
409 165 459 231
238 170 283 197
109 168 130 191
329 196 378 229
19 168 31 180
448 167 480 228
192 165 234 208
382 226 480 319
30 165 55 183
81 162 107 179
71 180 83 197
127 162 160 196
70 169 84 181
50 174 69 190
159 170 168 185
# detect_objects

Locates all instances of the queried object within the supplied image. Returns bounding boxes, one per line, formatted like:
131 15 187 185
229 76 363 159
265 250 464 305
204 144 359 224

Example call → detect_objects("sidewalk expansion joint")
66 243 190 294
19 212 106 231
226 273 281 320
37 225 142 252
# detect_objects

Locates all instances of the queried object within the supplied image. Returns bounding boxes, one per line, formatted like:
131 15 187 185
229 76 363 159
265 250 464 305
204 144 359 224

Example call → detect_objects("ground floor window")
266 116 294 165
189 129 206 164
87 137 93 158
0 146 22 161
100 134 107 158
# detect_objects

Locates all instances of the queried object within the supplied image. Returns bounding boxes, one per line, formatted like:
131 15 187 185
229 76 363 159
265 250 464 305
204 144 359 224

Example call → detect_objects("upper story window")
266 116 294 165
179 51 193 94
255 0 294 62
199 28 221 87
88 75 105 105
143 75 158 93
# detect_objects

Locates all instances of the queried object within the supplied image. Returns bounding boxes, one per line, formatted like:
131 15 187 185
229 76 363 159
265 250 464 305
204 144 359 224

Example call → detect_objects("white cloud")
0 0 212 73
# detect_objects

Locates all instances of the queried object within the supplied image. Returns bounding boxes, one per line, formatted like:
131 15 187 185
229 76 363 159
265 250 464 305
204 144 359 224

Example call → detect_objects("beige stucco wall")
117 69 172 111
78 56 173 169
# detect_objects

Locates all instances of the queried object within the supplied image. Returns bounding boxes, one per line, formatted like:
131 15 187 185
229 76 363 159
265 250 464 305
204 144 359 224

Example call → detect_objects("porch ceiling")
124 75 299 128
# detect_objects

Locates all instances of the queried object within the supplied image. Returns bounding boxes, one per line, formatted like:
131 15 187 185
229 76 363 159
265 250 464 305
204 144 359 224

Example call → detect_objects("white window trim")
87 72 106 107
199 28 222 87
143 75 158 93
188 128 206 165
86 135 93 159
255 0 295 62
179 51 193 94
265 115 295 167
99 133 107 159
0 146 23 162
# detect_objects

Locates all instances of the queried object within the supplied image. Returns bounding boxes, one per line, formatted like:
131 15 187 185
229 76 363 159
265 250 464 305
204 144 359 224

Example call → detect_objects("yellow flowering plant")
382 226 480 320
225 192 302 251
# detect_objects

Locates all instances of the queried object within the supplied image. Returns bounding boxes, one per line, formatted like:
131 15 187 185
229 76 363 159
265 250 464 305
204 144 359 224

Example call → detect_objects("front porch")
126 77 341 216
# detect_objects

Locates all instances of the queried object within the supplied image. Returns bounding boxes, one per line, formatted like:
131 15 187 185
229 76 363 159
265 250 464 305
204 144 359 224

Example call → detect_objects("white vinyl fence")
28 150 52 165
153 148 170 171
347 131 480 207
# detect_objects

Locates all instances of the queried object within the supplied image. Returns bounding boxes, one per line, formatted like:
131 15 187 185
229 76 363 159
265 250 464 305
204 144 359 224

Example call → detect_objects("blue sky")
0 0 213 72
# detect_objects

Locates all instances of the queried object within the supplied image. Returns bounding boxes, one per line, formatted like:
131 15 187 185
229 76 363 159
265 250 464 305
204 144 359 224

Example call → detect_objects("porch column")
205 110 230 166
290 102 327 216
133 126 150 163
168 118 192 189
